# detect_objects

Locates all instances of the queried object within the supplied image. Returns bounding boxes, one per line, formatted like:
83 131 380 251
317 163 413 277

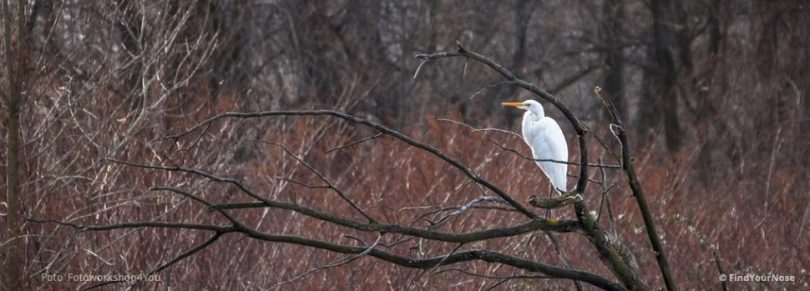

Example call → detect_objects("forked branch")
594 86 676 291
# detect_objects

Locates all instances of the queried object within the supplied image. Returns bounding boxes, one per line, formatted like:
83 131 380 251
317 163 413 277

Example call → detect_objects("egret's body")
503 100 568 193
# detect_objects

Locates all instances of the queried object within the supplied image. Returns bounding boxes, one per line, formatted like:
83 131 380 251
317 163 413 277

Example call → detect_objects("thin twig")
713 249 728 291
437 118 522 138
271 234 384 289
430 196 507 228
466 80 516 101
487 138 621 168
270 142 377 223
326 132 383 153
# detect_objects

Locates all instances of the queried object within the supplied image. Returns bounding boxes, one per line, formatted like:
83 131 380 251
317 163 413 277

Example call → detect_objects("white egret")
502 100 569 193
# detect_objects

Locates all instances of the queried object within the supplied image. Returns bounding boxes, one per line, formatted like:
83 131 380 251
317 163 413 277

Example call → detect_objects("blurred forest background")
1 0 808 290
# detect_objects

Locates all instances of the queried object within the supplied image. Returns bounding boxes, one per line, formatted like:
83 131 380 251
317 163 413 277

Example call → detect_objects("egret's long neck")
521 107 543 138
523 109 542 123
521 111 537 138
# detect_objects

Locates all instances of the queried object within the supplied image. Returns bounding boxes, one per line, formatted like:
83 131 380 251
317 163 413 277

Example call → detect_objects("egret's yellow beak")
502 101 524 108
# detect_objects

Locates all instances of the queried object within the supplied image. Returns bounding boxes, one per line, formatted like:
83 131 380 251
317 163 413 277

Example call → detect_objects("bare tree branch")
594 86 675 291
28 219 621 291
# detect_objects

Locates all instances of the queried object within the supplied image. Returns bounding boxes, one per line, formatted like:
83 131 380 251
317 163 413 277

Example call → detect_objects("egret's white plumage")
503 100 569 193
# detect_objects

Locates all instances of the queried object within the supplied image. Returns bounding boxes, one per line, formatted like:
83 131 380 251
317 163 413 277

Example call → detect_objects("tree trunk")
642 0 686 151
3 96 22 291
2 0 28 289
601 0 626 120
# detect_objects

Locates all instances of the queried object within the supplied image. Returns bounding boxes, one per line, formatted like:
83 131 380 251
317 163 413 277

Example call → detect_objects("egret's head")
502 100 544 116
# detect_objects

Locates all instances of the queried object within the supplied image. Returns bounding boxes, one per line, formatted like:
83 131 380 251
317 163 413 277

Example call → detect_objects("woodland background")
1 0 808 290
